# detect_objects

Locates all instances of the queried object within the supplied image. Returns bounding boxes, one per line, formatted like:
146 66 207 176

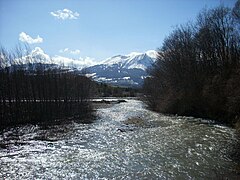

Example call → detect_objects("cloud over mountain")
59 48 81 55
19 32 43 44
5 46 156 87
52 55 96 68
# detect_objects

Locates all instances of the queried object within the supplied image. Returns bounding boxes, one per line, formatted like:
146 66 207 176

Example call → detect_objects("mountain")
5 47 95 71
3 47 157 87
103 50 157 70
84 50 157 87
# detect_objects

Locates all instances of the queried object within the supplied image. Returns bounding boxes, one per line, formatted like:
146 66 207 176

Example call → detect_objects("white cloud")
59 48 69 53
13 47 51 65
59 48 81 55
19 32 43 44
30 47 51 63
50 9 79 20
82 57 96 65
52 55 96 68
10 46 95 69
70 49 81 55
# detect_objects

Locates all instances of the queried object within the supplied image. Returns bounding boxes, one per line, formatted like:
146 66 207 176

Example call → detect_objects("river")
0 99 239 179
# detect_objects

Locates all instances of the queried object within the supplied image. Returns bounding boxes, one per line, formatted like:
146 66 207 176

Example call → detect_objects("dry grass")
235 119 240 133
123 117 146 127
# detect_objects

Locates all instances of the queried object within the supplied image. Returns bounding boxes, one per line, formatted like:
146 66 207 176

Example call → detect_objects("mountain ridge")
84 50 157 87
2 48 157 87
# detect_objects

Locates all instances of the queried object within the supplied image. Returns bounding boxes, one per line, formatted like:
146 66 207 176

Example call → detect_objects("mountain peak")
146 50 158 59
128 52 143 57
102 50 157 71
84 50 157 87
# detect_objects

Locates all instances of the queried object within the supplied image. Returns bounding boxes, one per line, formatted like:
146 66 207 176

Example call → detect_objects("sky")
0 0 237 62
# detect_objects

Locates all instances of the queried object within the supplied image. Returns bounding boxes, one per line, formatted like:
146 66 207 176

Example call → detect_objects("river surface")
0 99 239 179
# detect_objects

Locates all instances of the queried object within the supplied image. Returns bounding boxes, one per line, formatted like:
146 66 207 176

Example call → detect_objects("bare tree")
0 45 94 127
144 5 240 123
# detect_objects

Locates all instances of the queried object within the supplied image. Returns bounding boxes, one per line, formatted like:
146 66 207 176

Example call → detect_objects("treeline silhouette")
95 83 141 97
144 5 240 126
0 48 93 127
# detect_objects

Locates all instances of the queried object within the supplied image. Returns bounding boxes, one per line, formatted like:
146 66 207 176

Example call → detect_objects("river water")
0 99 239 179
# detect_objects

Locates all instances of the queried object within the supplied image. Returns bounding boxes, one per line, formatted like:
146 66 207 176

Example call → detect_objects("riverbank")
91 99 127 109
236 121 240 132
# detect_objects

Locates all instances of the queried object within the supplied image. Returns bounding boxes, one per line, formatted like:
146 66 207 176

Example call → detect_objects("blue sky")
0 0 236 62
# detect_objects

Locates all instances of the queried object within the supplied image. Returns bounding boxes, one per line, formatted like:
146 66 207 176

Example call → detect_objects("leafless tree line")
0 47 93 127
144 5 240 125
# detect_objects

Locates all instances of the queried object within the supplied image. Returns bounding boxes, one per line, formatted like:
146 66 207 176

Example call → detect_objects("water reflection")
0 99 238 179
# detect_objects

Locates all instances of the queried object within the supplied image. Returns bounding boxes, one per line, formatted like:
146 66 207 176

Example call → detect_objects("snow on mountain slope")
7 47 96 71
84 50 157 87
102 50 157 71
4 47 157 87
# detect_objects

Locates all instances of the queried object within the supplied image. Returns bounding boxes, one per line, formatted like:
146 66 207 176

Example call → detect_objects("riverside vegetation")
0 46 141 128
144 5 240 128
144 4 240 165
0 47 94 128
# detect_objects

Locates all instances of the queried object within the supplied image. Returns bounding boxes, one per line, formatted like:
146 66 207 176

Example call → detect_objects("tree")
0 45 94 127
233 0 240 21
144 5 240 124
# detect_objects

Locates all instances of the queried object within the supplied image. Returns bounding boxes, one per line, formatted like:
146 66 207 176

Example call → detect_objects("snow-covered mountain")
3 47 157 87
102 50 157 70
5 47 95 71
84 50 157 87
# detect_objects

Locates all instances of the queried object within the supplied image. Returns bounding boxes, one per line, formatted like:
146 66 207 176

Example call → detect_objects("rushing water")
0 99 239 179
